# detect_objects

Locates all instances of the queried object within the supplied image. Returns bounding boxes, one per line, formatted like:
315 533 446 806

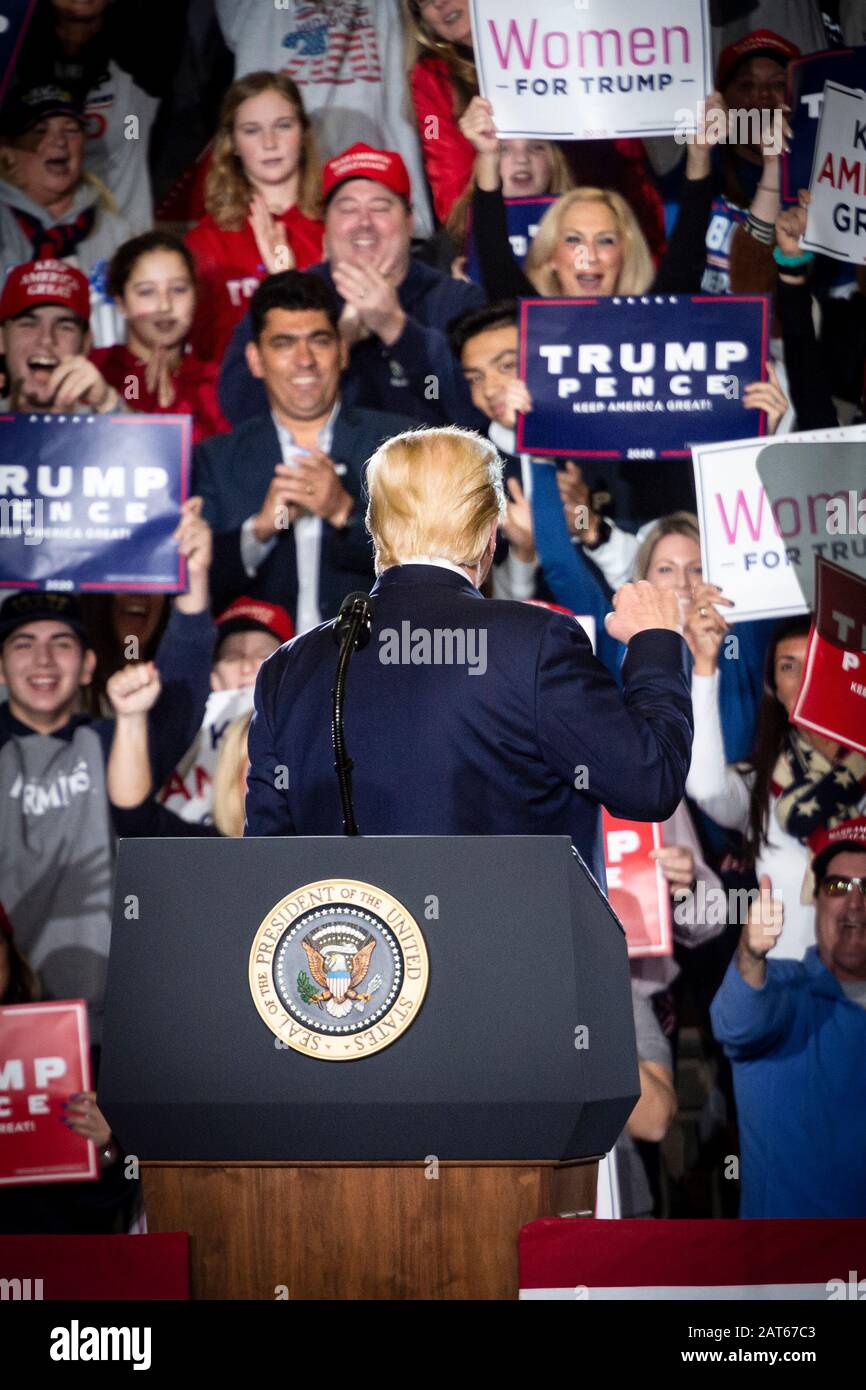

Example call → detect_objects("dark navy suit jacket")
245 564 694 885
193 402 416 619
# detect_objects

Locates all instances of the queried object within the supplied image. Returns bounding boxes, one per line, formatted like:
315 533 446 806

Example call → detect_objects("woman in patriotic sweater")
185 71 324 365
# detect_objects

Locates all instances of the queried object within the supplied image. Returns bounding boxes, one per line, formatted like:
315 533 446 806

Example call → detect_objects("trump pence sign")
517 294 768 460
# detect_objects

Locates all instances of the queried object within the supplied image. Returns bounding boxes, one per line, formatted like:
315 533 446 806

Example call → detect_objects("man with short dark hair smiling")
195 269 415 627
712 819 866 1218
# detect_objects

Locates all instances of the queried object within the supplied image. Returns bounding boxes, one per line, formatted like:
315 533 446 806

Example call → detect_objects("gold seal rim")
248 877 429 1062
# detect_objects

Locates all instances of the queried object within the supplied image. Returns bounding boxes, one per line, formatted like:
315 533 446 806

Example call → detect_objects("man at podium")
245 426 692 885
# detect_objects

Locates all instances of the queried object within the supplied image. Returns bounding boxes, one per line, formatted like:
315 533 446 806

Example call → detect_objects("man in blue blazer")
245 426 694 886
194 271 416 625
217 143 485 430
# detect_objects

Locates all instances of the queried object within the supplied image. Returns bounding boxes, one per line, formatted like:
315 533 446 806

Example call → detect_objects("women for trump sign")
470 0 712 140
692 426 866 622
517 294 768 460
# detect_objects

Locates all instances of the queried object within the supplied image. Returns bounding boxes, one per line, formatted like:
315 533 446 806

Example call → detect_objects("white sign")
803 81 866 264
692 426 866 622
470 0 712 140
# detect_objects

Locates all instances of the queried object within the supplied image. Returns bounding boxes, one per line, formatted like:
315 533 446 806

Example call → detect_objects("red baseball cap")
809 817 866 880
215 597 294 647
322 143 411 203
0 259 90 324
717 29 800 90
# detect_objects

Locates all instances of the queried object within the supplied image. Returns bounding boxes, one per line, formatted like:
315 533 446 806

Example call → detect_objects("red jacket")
409 55 665 261
410 56 475 225
91 344 230 446
185 205 324 364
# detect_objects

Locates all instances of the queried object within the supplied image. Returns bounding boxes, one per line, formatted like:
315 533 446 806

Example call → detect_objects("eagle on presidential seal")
301 934 378 1018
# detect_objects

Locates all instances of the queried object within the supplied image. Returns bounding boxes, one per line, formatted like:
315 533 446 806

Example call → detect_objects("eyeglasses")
820 875 866 897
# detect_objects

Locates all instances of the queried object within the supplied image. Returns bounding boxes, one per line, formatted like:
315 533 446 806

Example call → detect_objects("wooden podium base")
142 1160 598 1300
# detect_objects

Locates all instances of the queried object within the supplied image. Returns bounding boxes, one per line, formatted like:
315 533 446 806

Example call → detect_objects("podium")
100 835 638 1299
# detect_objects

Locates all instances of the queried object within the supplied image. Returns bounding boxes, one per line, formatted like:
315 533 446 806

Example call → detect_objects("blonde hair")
212 711 252 838
366 426 505 575
524 187 655 296
634 512 701 582
205 71 321 232
446 140 574 245
0 155 118 215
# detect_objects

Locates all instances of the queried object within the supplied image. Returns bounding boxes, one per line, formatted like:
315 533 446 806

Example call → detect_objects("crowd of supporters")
0 0 865 1231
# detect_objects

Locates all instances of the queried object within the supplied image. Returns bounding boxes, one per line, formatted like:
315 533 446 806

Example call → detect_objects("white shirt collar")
271 398 341 452
391 555 478 582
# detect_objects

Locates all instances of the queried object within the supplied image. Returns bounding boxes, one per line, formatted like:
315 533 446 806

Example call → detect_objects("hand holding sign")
605 580 682 644
459 94 501 195
173 496 211 614
742 362 788 435
502 477 535 561
682 581 733 675
63 1091 112 1151
775 195 808 261
459 95 500 156
650 844 696 892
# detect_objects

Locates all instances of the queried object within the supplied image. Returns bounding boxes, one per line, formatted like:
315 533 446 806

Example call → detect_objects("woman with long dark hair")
686 615 866 958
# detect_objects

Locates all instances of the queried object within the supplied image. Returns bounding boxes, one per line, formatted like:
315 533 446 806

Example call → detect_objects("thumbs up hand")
744 874 784 958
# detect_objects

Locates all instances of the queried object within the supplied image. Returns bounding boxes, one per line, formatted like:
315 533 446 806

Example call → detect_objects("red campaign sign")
793 623 866 756
602 811 672 958
814 555 866 651
0 1000 97 1187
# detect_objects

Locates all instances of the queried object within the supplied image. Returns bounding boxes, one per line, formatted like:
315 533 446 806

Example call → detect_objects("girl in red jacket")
185 71 324 363
91 231 229 445
403 0 665 258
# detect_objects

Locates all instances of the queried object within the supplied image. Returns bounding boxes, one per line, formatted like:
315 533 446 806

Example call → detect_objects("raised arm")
535 584 694 822
459 97 535 301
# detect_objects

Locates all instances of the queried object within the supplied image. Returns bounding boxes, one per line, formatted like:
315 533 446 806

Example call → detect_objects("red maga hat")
215 596 294 647
322 142 411 202
809 817 866 879
0 259 90 324
717 28 801 90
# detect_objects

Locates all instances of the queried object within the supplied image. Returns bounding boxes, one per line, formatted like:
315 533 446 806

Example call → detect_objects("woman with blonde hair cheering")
185 71 324 363
458 94 718 301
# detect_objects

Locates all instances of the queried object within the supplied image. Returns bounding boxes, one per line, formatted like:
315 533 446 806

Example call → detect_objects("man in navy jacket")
245 426 694 888
217 142 485 430
194 271 416 624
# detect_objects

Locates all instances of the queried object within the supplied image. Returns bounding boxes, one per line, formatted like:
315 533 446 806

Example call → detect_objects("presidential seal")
249 879 429 1060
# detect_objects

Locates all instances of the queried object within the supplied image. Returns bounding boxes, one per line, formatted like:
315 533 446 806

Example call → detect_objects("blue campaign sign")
0 413 191 591
784 46 866 203
465 196 557 284
516 294 769 460
0 0 38 104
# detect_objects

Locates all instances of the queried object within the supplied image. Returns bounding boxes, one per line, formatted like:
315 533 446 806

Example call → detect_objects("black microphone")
333 591 374 651
331 592 374 835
